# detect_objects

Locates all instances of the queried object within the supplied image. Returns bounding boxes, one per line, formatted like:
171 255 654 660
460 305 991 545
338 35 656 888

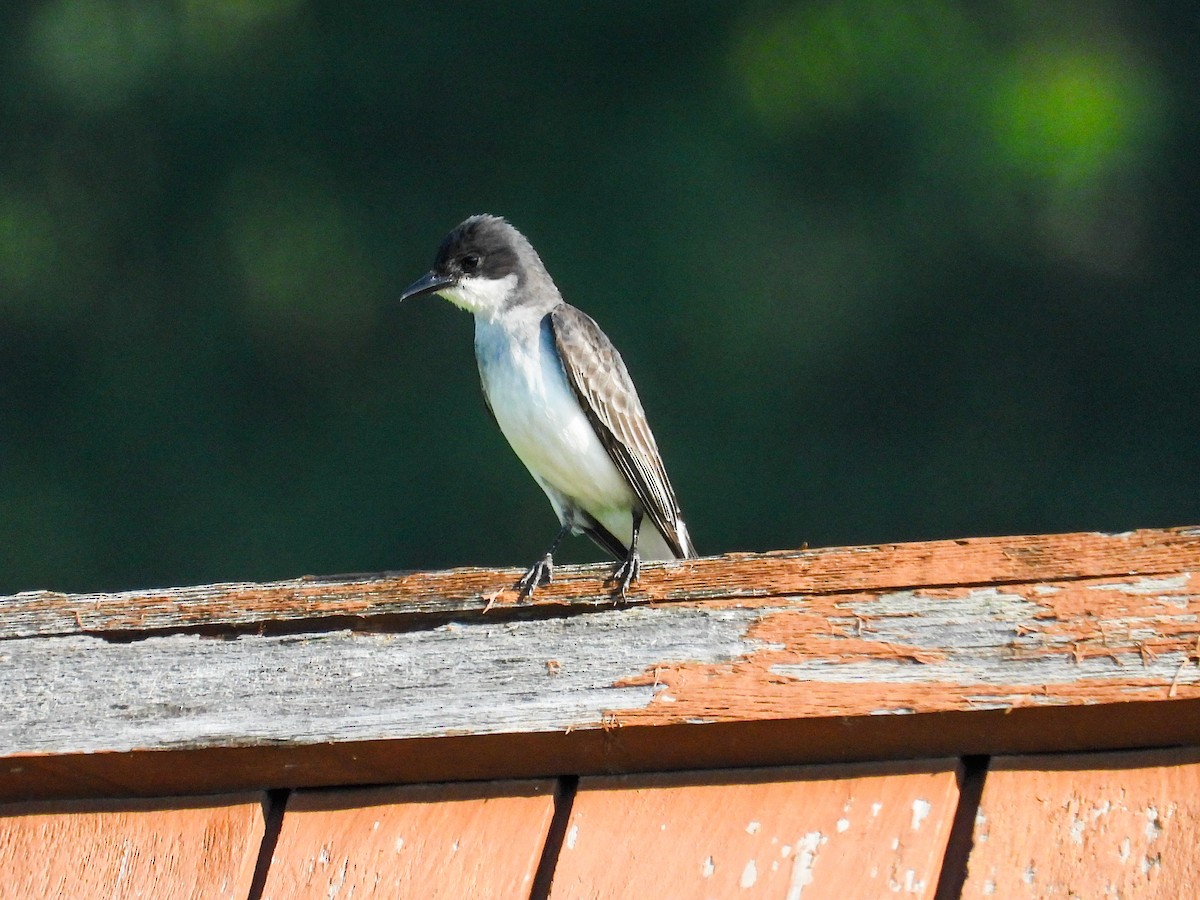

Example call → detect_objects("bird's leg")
609 510 643 603
516 519 572 601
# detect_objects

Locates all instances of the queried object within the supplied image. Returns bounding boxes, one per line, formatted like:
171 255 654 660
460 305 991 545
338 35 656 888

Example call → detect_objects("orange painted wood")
548 762 960 899
962 748 1200 897
0 793 265 899
260 780 556 899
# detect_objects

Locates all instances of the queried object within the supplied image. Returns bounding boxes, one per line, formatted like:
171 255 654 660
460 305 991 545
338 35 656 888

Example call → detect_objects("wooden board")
5 527 1196 638
0 793 265 899
962 748 1200 897
1 527 1199 800
547 762 960 899
259 781 556 898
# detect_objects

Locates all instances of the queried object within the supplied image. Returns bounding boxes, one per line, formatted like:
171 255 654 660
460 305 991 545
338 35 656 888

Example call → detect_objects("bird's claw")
608 551 641 603
516 553 554 602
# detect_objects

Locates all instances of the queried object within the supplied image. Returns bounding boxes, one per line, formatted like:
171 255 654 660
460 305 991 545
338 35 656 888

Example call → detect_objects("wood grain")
0 794 265 899
2 574 1197 754
962 748 1200 898
259 781 555 899
1 527 1198 800
547 762 959 899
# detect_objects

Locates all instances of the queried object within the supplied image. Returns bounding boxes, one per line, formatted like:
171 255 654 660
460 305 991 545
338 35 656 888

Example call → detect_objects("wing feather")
548 305 695 558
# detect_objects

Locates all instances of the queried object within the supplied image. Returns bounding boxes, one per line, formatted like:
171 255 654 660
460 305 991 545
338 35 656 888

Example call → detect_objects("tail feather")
580 512 695 562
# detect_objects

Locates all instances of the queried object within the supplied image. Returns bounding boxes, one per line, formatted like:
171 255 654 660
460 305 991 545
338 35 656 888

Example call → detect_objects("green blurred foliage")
0 0 1196 592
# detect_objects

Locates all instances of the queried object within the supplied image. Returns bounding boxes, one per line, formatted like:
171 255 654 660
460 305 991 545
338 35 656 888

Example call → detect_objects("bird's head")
400 214 535 318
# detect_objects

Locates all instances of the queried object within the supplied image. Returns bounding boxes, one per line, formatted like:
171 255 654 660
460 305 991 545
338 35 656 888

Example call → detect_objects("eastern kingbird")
400 214 696 599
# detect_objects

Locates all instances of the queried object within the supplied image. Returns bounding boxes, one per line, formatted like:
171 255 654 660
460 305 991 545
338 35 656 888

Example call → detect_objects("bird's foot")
608 550 642 603
516 553 554 602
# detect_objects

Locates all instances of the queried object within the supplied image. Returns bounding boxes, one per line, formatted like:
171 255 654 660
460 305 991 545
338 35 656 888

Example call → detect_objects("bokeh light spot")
179 0 306 59
732 0 964 129
0 190 60 308
25 0 172 111
990 49 1163 185
222 170 378 340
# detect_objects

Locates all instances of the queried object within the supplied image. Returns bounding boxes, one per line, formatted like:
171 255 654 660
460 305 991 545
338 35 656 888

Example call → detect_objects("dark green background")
1 1 1197 593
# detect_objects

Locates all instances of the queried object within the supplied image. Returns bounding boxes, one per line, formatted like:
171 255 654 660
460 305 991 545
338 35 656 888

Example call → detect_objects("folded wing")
549 304 696 559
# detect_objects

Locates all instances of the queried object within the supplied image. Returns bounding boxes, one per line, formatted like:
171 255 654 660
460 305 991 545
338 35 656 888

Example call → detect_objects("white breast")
474 312 636 526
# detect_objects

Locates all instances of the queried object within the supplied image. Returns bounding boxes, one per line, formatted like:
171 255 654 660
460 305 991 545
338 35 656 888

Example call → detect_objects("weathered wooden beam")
1 527 1198 801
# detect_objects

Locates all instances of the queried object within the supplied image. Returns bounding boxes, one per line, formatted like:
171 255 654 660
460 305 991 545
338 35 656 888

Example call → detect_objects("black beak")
399 270 455 303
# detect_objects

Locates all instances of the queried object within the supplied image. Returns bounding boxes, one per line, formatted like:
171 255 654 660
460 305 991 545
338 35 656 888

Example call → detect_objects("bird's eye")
460 254 481 273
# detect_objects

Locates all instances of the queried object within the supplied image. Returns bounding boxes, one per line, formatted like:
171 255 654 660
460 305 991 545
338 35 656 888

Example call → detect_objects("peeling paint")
911 799 931 831
1089 575 1191 594
1069 811 1086 844
775 649 1183 688
966 748 1200 895
327 855 349 897
974 809 989 843
1145 805 1164 842
787 832 824 900
740 858 758 888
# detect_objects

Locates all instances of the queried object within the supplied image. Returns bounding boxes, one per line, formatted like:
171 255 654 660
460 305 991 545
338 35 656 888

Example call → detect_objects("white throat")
437 273 519 319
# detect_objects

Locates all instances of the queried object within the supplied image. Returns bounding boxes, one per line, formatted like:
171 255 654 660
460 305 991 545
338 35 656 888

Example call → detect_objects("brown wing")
548 305 695 558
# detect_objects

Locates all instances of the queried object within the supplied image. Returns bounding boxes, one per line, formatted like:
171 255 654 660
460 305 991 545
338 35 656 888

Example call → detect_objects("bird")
399 214 696 600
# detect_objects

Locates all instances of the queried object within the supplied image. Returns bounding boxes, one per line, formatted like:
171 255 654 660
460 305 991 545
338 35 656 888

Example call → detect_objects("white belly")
475 313 636 524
